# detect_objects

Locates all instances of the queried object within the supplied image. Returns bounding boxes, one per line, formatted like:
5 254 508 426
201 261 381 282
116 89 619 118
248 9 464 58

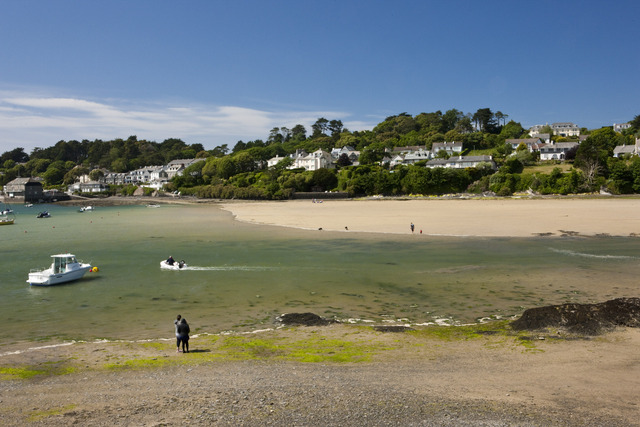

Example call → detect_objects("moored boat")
27 253 95 286
37 211 51 218
79 206 94 212
0 217 14 225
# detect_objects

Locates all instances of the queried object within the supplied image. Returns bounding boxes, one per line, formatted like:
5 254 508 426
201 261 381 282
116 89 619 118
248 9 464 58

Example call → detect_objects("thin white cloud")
0 92 372 153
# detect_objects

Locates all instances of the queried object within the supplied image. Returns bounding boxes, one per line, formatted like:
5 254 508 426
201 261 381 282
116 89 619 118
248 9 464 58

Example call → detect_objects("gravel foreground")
1 324 639 426
1 362 629 427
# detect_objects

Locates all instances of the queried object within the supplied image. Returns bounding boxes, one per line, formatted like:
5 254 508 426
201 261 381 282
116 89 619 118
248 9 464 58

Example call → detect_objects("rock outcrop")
276 312 339 326
511 297 640 335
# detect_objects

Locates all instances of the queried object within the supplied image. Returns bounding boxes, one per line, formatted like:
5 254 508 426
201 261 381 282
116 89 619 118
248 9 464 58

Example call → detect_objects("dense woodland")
2 109 640 199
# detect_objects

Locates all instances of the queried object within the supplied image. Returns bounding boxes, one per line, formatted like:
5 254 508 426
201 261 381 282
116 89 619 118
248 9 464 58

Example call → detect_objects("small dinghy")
160 259 187 270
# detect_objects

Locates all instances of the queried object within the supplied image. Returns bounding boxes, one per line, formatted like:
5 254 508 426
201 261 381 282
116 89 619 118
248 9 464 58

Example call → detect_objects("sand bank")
221 198 640 237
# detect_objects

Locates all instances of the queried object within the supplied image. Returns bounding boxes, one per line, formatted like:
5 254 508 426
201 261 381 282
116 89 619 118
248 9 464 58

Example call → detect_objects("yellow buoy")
91 267 99 273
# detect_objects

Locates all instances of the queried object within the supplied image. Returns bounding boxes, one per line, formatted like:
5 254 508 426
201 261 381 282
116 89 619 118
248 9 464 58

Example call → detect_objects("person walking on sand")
410 222 415 233
177 318 190 353
174 314 182 352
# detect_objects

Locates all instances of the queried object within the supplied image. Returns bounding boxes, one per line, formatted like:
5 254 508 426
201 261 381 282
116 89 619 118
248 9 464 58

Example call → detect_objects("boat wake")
549 247 638 260
170 265 282 271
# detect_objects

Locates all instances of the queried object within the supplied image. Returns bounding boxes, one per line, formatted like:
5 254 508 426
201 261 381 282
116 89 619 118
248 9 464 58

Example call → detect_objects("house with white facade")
505 138 545 152
614 123 631 133
331 146 360 165
389 146 431 167
293 149 333 171
425 155 496 170
551 123 580 137
539 142 579 161
267 149 333 171
68 181 109 193
613 138 640 158
165 158 200 179
103 172 127 185
529 125 547 137
431 141 463 156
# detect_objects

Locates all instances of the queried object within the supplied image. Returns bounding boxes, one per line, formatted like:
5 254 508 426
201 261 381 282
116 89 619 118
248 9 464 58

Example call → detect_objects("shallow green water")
1 203 639 347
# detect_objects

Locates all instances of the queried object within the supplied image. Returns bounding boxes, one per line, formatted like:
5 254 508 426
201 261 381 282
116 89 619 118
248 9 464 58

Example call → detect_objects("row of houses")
95 158 200 190
528 121 634 138
529 122 581 137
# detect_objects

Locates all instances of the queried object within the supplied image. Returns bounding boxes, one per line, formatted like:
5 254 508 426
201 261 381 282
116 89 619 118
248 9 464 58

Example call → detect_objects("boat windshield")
54 257 66 274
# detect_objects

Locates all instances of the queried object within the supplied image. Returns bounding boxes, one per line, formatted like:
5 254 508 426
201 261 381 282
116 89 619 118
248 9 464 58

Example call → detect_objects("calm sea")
1 202 639 347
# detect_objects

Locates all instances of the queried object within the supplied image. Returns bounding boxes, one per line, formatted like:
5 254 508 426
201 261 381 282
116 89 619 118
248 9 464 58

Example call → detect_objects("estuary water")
1 202 639 347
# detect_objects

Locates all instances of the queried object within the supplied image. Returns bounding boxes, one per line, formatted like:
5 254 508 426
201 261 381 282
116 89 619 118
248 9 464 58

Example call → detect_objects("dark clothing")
167 256 175 265
177 321 190 336
177 320 190 352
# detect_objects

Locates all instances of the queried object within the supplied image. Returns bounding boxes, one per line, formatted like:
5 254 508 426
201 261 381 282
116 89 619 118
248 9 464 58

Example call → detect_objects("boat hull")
28 265 92 286
160 260 187 270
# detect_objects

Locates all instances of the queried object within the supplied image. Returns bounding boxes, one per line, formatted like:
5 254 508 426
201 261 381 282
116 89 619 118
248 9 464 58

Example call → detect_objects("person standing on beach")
410 223 415 233
177 318 190 353
174 314 182 352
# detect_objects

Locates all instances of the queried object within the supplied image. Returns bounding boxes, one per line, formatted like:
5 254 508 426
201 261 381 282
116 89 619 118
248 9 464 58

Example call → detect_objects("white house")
614 123 631 133
431 141 463 156
68 181 108 193
539 142 579 161
293 149 333 171
165 159 200 179
426 155 496 170
267 149 333 171
551 122 580 137
389 146 431 167
613 138 640 158
505 138 545 152
331 146 360 165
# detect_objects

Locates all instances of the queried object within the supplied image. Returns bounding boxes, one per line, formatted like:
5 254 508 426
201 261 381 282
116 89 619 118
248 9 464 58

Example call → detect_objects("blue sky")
1 0 638 154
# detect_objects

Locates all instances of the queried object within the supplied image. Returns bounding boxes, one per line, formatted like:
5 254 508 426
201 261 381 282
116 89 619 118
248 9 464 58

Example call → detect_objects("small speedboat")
27 253 95 286
37 211 51 218
0 217 14 226
79 206 94 212
160 259 187 270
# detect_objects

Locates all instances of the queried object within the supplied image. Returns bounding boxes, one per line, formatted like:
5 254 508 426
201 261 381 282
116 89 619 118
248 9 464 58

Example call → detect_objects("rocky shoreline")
2 300 639 426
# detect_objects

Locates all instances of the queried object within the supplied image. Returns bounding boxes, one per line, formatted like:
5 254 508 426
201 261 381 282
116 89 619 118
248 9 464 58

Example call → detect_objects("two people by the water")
174 314 190 353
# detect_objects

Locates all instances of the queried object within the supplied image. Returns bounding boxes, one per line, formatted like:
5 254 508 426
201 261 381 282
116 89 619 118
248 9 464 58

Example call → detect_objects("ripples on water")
1 203 639 346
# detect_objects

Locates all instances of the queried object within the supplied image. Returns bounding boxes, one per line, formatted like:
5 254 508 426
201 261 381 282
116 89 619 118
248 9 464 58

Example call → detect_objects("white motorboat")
79 206 94 212
160 259 187 270
28 253 94 286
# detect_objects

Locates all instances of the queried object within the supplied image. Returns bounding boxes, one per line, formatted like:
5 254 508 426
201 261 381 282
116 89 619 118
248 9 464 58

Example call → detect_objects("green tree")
499 120 525 139
89 169 105 181
311 168 337 190
336 153 352 167
311 118 329 137
0 147 29 164
42 166 65 185
290 124 307 141
472 108 498 133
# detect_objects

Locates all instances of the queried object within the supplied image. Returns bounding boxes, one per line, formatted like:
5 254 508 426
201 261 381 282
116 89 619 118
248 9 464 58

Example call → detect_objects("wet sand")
220 197 640 237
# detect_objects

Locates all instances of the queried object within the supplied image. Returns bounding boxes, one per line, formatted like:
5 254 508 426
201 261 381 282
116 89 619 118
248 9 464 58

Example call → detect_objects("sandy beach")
220 197 640 237
2 196 640 425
